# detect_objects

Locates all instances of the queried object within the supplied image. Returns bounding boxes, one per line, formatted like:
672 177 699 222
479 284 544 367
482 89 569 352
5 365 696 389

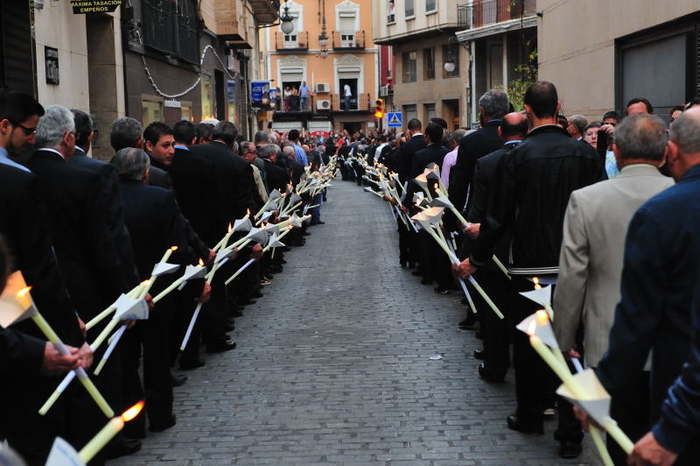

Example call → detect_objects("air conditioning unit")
316 83 331 93
316 100 331 110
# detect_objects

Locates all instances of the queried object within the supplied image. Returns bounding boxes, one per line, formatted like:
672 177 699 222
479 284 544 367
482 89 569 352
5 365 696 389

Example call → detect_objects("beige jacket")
553 164 674 367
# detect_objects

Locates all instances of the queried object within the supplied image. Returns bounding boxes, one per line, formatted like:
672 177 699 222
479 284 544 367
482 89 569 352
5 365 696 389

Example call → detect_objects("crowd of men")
358 82 700 466
0 87 331 465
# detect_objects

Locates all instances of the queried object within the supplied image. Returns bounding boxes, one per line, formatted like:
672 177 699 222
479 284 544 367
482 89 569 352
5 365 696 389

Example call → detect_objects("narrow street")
113 179 598 465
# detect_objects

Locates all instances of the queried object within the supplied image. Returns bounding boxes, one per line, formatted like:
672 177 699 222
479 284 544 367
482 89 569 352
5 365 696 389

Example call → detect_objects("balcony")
466 0 535 28
248 0 279 24
275 31 309 51
331 93 371 112
332 30 365 50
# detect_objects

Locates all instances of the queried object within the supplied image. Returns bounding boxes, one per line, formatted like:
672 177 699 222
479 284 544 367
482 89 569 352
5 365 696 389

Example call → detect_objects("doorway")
442 99 460 130
342 122 362 135
339 78 358 110
282 80 301 112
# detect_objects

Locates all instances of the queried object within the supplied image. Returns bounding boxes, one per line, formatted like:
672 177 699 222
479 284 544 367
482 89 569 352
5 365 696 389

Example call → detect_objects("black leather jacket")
471 125 601 275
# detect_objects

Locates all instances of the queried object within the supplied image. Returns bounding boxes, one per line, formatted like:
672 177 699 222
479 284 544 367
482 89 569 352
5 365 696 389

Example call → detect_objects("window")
403 104 417 123
423 48 435 80
142 0 199 64
403 51 417 83
405 0 414 18
424 103 436 121
426 0 436 13
442 43 460 78
388 1 395 23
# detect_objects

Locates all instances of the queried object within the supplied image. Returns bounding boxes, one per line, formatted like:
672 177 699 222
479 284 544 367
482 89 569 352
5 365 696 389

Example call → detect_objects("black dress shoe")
179 357 205 370
239 299 256 306
459 315 477 329
478 363 506 382
559 440 583 459
105 438 142 459
171 373 188 387
149 414 177 433
205 339 237 353
411 270 423 277
506 414 543 435
473 348 485 360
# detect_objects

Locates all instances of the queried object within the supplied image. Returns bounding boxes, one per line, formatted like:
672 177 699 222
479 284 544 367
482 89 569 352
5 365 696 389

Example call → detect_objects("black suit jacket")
403 144 449 209
191 141 256 239
70 149 140 287
447 121 502 228
148 164 173 190
462 142 517 266
0 164 83 346
263 158 290 193
0 328 45 375
167 147 217 246
26 150 129 319
397 134 427 184
118 179 190 282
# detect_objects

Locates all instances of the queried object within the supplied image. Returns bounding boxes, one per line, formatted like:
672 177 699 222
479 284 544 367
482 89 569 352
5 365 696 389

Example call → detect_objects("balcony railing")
332 30 365 50
464 0 535 29
275 31 309 50
331 93 370 112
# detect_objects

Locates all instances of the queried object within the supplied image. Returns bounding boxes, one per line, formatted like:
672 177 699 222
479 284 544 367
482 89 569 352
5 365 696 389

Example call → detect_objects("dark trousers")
477 268 511 371
397 216 415 266
512 276 558 425
607 370 650 465
122 309 173 432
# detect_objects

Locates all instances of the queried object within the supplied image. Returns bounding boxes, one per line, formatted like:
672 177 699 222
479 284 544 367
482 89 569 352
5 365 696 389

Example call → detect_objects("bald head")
499 112 528 141
666 106 700 181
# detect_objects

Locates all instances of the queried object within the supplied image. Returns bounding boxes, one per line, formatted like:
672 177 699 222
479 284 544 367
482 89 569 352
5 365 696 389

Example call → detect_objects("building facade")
538 0 700 123
373 0 470 130
455 0 537 124
261 0 379 134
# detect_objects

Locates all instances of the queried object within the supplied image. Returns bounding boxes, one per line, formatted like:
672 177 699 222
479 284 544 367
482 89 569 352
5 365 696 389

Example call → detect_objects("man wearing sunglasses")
0 87 44 171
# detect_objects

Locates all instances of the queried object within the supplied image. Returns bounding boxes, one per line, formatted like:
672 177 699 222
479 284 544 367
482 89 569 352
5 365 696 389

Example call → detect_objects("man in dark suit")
26 105 135 464
403 123 449 287
111 147 208 434
397 118 427 185
259 143 290 193
170 120 217 246
447 89 508 231
396 119 427 271
0 91 97 465
190 122 257 352
70 110 140 290
464 113 526 383
456 82 600 439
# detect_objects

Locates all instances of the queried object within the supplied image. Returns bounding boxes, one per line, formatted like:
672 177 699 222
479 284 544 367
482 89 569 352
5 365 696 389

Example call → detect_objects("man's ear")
666 140 679 165
144 139 153 152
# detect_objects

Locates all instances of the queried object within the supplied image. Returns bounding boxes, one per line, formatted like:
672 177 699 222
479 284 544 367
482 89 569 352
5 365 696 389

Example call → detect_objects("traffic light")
374 99 384 119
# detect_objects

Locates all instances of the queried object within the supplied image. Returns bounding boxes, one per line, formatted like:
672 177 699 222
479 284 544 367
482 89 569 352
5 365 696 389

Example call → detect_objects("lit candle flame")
434 183 439 191
198 258 205 267
18 286 33 299
535 309 549 326
121 401 145 422
533 277 541 290
170 246 179 251
227 222 233 233
246 208 251 217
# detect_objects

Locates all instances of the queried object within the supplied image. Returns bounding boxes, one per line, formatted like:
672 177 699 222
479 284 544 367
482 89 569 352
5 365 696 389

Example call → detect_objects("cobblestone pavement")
112 179 600 465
